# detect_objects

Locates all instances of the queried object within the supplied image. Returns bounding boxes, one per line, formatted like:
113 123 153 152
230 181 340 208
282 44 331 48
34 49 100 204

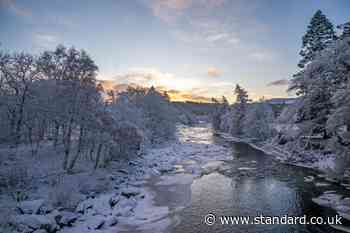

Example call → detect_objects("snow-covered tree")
141 86 176 144
327 81 350 147
338 22 350 39
291 38 350 139
243 102 276 141
212 96 230 131
0 52 43 145
231 84 250 136
325 39 350 155
298 10 336 68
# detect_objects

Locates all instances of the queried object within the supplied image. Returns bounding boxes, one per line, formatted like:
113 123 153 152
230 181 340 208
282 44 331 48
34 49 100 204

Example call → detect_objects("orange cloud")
207 66 221 77
98 80 212 103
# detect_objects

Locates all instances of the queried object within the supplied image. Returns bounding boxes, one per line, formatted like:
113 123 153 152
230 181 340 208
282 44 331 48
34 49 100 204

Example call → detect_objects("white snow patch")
156 173 194 186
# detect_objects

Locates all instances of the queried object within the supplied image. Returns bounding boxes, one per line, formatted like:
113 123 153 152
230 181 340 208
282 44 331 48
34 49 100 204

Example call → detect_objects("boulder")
10 214 58 232
87 217 105 230
76 199 93 214
17 199 45 215
105 216 118 226
56 211 80 226
108 195 120 208
33 230 47 233
121 187 140 198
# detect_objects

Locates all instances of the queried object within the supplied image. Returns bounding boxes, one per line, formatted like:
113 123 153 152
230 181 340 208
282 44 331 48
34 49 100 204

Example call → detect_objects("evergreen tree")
212 96 230 131
231 84 250 136
298 10 336 68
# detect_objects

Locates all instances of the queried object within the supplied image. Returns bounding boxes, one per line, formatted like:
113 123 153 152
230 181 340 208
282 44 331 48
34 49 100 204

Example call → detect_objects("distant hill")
173 101 216 116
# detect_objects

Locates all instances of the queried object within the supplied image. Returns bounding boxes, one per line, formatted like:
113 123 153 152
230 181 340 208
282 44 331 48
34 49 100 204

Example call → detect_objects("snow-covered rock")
315 182 331 187
121 187 141 198
108 194 120 207
304 176 314 182
17 199 45 215
76 199 93 214
87 216 105 230
312 193 343 207
105 215 118 226
32 230 48 233
10 214 58 232
57 211 80 226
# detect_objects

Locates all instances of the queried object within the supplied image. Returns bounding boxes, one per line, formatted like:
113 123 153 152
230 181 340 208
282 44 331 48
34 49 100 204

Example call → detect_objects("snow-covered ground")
216 131 337 173
0 123 231 233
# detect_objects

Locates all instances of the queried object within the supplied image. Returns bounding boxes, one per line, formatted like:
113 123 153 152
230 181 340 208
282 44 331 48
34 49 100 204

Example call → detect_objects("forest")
212 10 350 176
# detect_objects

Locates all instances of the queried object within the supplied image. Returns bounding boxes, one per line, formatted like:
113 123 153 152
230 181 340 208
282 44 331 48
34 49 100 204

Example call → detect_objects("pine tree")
298 10 336 68
231 84 250 136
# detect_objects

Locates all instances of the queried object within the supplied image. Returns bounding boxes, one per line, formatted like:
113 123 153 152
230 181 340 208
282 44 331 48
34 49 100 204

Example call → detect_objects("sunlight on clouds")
102 69 285 103
207 66 221 77
113 67 199 91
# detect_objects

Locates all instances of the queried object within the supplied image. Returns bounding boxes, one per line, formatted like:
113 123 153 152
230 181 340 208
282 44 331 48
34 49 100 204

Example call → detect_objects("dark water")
169 140 346 233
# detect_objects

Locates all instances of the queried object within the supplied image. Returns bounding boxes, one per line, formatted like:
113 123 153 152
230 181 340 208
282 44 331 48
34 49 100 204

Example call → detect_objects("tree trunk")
63 119 73 170
94 143 103 170
68 126 84 171
15 87 28 146
53 122 60 148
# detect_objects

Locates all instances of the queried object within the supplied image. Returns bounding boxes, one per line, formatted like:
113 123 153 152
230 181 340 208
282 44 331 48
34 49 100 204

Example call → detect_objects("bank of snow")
1 124 231 233
216 131 336 173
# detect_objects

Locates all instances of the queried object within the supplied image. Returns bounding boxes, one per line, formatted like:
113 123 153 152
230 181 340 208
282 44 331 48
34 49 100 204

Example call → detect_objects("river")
121 124 349 233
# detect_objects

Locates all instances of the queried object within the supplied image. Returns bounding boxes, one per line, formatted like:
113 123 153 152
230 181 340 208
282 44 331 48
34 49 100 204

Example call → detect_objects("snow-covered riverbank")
216 131 337 174
0 124 231 233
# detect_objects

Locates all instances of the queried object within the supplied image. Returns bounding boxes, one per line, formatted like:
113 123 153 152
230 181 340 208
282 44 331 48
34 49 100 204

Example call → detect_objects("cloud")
267 79 289 87
98 79 213 103
0 0 32 18
146 0 226 23
113 67 204 92
165 88 212 102
33 33 58 49
207 66 221 77
148 0 192 23
250 51 273 62
114 67 175 87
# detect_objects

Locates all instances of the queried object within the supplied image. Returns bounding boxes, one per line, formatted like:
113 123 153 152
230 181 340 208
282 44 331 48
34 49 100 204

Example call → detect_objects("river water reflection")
168 138 346 233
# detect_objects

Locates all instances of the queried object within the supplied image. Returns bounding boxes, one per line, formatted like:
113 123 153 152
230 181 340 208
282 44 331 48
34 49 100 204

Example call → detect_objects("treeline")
0 45 177 172
212 85 276 141
213 10 350 159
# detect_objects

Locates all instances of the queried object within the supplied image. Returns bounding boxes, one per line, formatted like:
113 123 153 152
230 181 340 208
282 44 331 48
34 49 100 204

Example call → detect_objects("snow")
157 173 194 186
304 176 315 182
17 199 46 215
0 123 232 233
315 182 331 187
312 193 343 207
218 131 338 174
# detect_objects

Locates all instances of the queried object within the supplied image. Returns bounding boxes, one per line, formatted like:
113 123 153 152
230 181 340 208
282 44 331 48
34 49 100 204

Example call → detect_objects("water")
170 142 343 233
121 124 349 233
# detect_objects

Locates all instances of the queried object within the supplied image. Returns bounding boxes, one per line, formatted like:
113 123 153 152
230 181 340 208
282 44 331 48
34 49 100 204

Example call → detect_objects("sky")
1 0 350 102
